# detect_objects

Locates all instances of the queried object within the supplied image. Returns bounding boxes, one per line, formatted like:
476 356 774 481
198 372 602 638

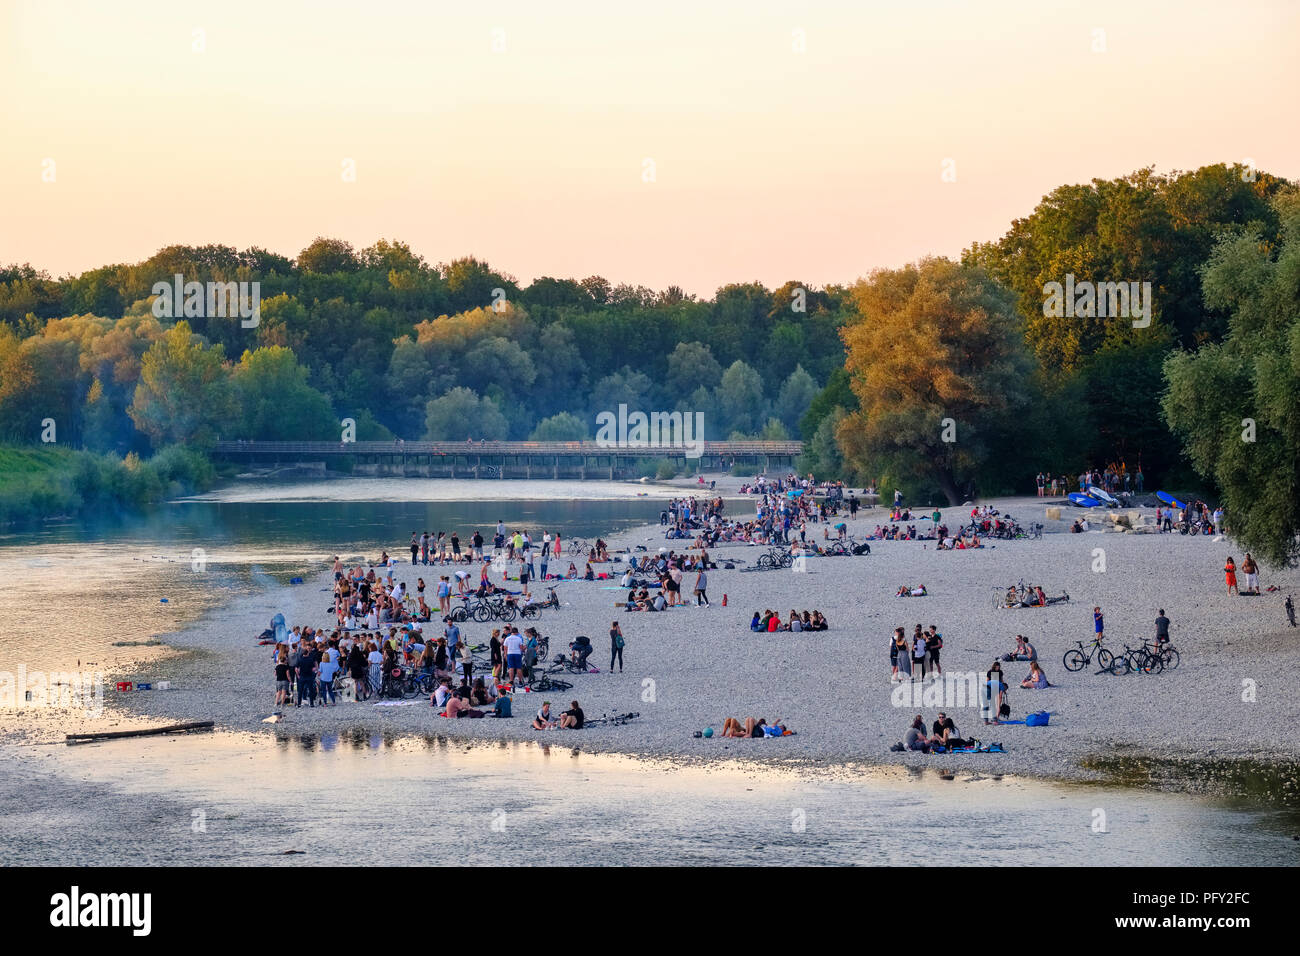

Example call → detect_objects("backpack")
615 632 625 649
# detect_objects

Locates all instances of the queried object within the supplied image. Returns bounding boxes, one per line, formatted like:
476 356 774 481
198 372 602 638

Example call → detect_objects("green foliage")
0 442 216 524
1161 189 1300 567
837 257 1034 504
424 387 508 441
529 412 588 441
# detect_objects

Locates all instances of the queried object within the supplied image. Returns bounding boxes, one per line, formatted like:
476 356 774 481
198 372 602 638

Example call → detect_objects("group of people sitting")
432 675 512 719
901 713 973 752
719 716 791 738
531 699 585 730
749 609 829 632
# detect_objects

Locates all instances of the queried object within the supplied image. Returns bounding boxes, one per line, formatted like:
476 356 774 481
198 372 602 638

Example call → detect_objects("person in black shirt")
1155 609 1171 645
559 700 584 729
295 645 319 707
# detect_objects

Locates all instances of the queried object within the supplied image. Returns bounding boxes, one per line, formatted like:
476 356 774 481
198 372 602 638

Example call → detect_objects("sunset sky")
2 0 1297 296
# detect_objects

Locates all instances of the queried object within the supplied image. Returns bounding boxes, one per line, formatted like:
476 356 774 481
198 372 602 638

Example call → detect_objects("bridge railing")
212 440 803 457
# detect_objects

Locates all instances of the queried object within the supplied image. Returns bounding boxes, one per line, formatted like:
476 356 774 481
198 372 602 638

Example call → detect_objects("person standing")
609 621 624 673
693 567 709 606
1224 556 1239 595
504 628 526 686
926 626 942 676
1155 609 1171 647
409 532 419 565
518 555 531 599
1241 553 1259 595
911 625 928 680
1093 606 1104 643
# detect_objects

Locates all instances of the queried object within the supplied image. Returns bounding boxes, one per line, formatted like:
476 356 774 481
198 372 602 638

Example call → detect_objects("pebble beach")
102 487 1300 784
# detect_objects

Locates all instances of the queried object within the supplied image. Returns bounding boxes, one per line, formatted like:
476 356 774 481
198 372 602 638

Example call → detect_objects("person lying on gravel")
721 717 763 738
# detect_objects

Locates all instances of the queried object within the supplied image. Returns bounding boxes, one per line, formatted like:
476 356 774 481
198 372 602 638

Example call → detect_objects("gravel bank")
102 493 1300 782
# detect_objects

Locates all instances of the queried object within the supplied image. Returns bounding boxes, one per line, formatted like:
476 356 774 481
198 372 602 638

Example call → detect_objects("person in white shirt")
503 630 526 685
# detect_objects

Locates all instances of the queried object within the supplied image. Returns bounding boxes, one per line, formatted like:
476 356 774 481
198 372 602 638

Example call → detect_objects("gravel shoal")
101 494 1300 782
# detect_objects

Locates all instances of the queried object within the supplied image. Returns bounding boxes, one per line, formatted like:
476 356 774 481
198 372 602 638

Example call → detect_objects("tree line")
2 163 1297 563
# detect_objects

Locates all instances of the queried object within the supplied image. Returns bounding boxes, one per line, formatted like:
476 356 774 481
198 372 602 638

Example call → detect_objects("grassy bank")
0 443 217 524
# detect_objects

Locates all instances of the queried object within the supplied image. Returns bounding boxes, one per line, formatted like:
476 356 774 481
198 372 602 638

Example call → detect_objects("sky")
2 0 1297 297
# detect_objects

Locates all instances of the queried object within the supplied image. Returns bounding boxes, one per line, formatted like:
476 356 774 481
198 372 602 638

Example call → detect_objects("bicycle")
1106 644 1163 675
526 671 572 692
584 712 640 727
1062 636 1113 672
992 582 1031 610
471 595 517 623
520 587 560 620
756 547 794 570
1152 641 1180 670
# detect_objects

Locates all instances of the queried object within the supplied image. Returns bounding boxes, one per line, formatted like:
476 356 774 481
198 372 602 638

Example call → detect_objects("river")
0 478 1296 865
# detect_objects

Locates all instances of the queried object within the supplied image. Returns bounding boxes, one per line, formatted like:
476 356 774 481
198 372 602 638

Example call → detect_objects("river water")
0 479 1296 865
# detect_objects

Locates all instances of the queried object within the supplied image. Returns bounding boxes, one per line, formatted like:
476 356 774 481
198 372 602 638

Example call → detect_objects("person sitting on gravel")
1010 635 1037 661
929 713 971 750
532 701 556 729
904 715 931 752
1020 660 1050 689
750 612 763 631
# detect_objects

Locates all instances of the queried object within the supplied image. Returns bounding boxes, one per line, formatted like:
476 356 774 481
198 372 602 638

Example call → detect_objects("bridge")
211 440 804 480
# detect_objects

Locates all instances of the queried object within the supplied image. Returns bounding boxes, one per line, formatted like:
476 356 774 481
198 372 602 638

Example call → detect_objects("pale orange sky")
2 0 1297 296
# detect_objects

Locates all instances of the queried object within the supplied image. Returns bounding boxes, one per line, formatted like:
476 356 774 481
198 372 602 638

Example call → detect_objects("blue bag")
1026 711 1050 727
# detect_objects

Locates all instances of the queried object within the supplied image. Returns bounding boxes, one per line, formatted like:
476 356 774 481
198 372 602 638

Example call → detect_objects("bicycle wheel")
757 554 774 570
992 593 1003 610
537 638 550 660
1062 648 1085 672
1109 656 1131 675
497 604 516 622
472 604 492 623
401 679 419 700
780 553 793 569
1161 648 1180 670
451 606 468 623
1095 647 1114 671
521 605 540 620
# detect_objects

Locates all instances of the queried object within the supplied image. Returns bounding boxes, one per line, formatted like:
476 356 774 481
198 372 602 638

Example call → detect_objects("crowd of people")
1035 464 1145 497
749 609 829 631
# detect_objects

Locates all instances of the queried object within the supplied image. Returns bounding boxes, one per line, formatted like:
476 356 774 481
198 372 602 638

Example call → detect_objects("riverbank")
67 490 1300 785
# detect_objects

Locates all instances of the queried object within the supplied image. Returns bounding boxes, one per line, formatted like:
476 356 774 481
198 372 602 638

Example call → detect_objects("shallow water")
3 480 1297 866
0 486 668 669
4 732 1297 866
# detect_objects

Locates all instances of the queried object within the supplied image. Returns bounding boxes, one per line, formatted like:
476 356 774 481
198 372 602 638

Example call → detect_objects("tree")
1161 190 1300 566
297 237 360 274
230 346 336 440
424 387 508 441
774 365 818 435
666 341 723 396
714 360 765 435
529 412 588 441
128 321 234 448
837 258 1033 504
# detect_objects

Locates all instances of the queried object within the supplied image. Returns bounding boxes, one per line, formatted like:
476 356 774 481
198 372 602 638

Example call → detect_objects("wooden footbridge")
211 440 803 480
